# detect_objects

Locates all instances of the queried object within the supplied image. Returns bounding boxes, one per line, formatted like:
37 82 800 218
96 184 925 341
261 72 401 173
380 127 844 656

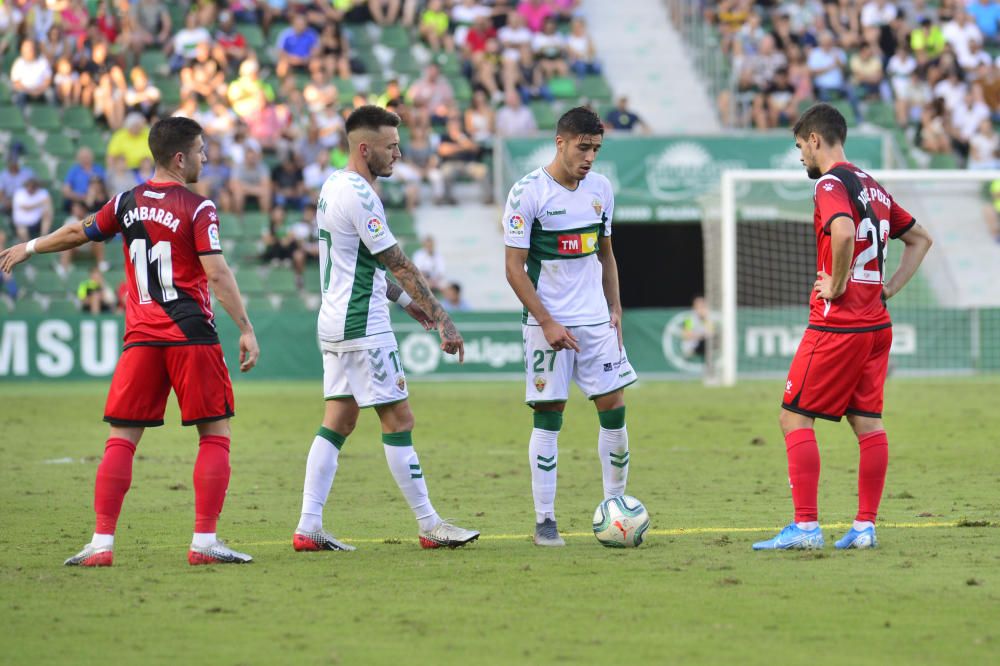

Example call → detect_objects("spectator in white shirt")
532 17 569 79
950 85 991 161
968 117 1000 169
860 0 898 29
933 66 968 113
412 236 447 292
943 9 984 69
496 91 538 136
10 40 53 109
566 16 600 78
167 11 212 73
12 177 53 242
303 149 336 197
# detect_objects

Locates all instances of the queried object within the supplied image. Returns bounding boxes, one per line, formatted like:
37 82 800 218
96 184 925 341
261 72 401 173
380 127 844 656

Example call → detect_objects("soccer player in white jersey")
503 107 637 546
292 105 479 551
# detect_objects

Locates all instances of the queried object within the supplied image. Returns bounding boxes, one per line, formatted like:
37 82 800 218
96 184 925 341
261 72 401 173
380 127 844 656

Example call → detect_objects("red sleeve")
192 200 223 255
888 195 916 239
815 176 854 235
83 196 120 242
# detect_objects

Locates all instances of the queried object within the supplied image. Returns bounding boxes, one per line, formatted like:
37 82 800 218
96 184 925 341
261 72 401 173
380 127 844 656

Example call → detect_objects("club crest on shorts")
396 376 406 391
533 375 547 392
591 198 602 217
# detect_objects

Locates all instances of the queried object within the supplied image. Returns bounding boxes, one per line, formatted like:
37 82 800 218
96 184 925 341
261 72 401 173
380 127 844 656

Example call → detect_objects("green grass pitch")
1 379 998 665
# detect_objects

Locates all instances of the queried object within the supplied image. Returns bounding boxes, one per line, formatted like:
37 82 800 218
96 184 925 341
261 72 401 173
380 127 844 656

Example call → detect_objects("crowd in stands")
708 0 1000 170
0 0 634 311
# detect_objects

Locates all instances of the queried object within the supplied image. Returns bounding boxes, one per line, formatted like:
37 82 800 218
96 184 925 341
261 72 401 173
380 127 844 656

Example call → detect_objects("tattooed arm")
376 244 464 361
0 215 91 273
385 278 434 330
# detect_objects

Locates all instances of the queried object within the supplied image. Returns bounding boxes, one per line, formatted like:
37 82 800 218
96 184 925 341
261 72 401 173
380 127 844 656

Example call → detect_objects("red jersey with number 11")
809 162 915 331
84 181 223 347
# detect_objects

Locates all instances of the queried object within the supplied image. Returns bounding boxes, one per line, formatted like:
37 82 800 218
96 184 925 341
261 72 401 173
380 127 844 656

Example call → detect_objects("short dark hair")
556 106 604 138
345 105 401 134
792 103 847 146
148 117 203 167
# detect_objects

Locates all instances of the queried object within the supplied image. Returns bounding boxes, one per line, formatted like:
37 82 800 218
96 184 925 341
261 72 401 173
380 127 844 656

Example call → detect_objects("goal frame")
717 168 1000 386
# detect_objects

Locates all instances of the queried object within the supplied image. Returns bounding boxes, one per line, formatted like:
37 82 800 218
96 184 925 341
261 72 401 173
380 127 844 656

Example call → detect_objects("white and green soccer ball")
592 495 650 548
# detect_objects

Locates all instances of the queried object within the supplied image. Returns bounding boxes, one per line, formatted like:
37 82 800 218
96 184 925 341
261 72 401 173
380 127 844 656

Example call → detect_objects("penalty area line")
240 521 960 547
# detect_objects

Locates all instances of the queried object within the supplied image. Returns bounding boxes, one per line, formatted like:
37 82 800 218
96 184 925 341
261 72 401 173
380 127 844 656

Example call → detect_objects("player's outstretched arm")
377 244 464 362
385 279 433 330
884 222 933 300
0 217 91 274
199 253 259 372
504 245 579 352
597 237 624 350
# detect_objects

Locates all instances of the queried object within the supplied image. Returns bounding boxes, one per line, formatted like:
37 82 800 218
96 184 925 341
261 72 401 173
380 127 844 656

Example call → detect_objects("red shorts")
104 344 235 427
782 326 892 421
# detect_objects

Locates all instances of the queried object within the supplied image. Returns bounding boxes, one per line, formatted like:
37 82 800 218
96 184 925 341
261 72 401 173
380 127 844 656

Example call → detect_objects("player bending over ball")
0 117 261 566
753 103 933 551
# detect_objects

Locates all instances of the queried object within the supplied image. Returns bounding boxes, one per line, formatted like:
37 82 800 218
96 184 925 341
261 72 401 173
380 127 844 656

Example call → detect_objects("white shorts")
323 343 408 408
523 323 638 404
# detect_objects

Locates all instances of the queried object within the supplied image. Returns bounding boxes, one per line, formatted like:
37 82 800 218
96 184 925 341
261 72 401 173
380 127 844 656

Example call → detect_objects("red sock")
785 428 821 523
193 435 231 533
94 438 137 534
856 430 888 523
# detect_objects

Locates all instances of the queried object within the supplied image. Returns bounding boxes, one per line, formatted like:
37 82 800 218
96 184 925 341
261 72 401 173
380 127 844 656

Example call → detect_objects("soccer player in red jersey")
753 103 934 551
0 117 260 566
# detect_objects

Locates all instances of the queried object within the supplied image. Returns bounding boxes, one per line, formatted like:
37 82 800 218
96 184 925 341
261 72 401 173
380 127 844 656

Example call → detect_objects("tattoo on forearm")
377 245 449 324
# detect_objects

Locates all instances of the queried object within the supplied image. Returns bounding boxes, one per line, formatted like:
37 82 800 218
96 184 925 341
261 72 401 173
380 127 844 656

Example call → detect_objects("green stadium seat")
530 101 558 130
450 76 472 103
23 157 52 182
139 50 169 76
233 239 263 262
48 299 83 316
380 25 411 50
930 152 959 169
578 75 613 102
10 132 39 155
433 52 462 76
548 77 578 99
29 270 70 295
242 25 266 50
0 106 26 132
11 299 48 315
332 77 357 98
28 106 61 131
44 133 77 159
266 269 297 294
159 79 182 107
241 212 270 238
77 131 109 157
234 268 266 293
866 101 896 129
63 106 97 131
392 49 421 77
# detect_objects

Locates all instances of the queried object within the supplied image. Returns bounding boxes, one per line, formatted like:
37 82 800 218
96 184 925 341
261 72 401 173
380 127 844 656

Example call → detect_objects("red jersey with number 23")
84 181 223 346
810 162 915 331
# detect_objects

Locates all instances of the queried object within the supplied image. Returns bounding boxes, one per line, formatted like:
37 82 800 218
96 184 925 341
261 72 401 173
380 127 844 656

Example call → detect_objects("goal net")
703 169 1000 385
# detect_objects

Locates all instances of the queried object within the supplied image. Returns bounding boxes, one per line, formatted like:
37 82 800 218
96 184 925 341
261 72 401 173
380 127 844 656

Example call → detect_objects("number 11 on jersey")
129 238 178 303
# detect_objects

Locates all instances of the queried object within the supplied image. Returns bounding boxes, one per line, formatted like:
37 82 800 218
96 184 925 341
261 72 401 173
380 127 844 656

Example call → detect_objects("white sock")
383 438 439 532
796 521 820 531
598 426 629 500
191 532 216 548
530 428 559 523
853 520 875 531
91 533 114 549
297 430 343 533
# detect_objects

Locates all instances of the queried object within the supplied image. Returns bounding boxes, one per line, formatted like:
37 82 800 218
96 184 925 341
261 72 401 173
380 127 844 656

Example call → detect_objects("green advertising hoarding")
1 308 995 382
498 135 887 222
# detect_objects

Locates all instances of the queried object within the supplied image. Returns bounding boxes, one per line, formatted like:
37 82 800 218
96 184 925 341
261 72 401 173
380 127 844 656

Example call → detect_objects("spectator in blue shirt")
807 31 862 122
604 97 650 133
968 0 1000 43
276 13 320 79
61 147 106 213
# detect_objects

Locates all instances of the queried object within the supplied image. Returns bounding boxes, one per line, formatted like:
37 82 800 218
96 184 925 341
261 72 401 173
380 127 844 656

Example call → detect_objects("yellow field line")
234 521 962 547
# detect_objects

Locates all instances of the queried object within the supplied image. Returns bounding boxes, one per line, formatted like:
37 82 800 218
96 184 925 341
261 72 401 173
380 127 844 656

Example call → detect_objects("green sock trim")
382 431 413 447
533 410 563 432
317 426 346 450
598 406 626 430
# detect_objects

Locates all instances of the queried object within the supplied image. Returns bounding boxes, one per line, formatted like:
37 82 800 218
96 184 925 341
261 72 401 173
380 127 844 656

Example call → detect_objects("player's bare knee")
847 413 883 436
197 419 231 439
534 401 566 414
779 408 810 435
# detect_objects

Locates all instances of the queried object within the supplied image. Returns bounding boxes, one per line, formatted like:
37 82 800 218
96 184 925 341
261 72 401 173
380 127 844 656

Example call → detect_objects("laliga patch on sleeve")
208 223 222 250
507 213 525 238
366 216 387 241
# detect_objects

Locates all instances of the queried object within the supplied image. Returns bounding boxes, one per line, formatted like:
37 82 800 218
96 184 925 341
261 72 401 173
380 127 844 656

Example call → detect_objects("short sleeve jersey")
84 181 222 347
503 167 614 326
810 162 916 330
315 170 398 351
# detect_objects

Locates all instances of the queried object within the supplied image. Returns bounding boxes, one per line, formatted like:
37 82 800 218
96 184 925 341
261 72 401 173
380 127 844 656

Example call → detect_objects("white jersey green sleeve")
503 167 615 326
316 170 398 352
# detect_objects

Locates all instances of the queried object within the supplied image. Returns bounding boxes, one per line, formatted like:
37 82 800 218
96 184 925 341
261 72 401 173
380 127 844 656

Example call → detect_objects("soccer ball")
592 495 650 548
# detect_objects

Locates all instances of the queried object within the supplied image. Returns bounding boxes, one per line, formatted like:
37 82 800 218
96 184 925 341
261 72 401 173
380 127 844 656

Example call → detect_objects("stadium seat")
63 106 97 131
380 25 411 50
11 299 48 315
866 102 896 129
23 157 52 182
332 77 357 98
158 79 182 107
76 132 109 163
47 299 83 316
240 212 269 238
242 25 267 50
235 268 266 294
266 269 297 294
548 77 578 99
139 50 169 77
450 76 472 103
0 106 26 132
530 101 558 130
29 106 61 132
578 75 613 103
30 270 70 296
44 133 77 159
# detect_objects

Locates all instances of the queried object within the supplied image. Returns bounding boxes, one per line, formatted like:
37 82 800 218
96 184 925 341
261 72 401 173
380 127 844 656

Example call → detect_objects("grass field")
1 378 998 665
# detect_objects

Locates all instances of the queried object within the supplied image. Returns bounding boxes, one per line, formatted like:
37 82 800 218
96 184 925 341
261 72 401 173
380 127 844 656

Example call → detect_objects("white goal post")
708 168 1000 386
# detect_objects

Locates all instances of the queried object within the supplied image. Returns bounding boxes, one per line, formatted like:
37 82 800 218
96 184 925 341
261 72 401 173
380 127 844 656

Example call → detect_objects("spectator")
465 90 496 150
495 90 537 136
0 155 36 224
276 13 320 79
40 24 72 64
736 11 767 54
407 63 455 125
961 38 993 73
566 16 600 78
968 117 1000 169
12 176 53 242
224 121 263 169
950 85 991 162
77 39 127 129
10 39 53 109
77 266 115 314
518 0 553 33
900 71 933 127
441 282 471 312
24 1 56 43
419 0 454 52
943 8 984 70
850 42 888 101
769 10 801 53
968 0 1000 45
125 0 172 52
404 125 446 204
313 103 347 149
753 67 798 129
167 11 213 72
807 31 862 122
934 66 968 113
192 140 233 211
230 146 273 216
60 0 91 49
107 112 153 169
57 200 109 278
314 22 352 79
681 295 714 360
860 0 898 30
136 156 155 183
498 9 534 78
786 43 814 105
605 96 650 133
452 0 492 47
271 151 307 211
180 43 227 102
303 68 340 113
125 66 161 121
290 203 320 291
412 236 447 291
260 206 299 265
105 154 139 194
437 112 491 204
0 4 23 61
214 10 249 71
62 147 106 214
910 17 947 62
512 45 553 102
920 97 951 154
303 149 336 198
228 58 273 119
532 17 569 79
989 179 1000 242
465 20 503 100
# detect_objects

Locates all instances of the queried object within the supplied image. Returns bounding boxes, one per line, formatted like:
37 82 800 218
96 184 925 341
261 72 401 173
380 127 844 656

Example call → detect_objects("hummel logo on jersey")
557 232 598 255
546 209 566 216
